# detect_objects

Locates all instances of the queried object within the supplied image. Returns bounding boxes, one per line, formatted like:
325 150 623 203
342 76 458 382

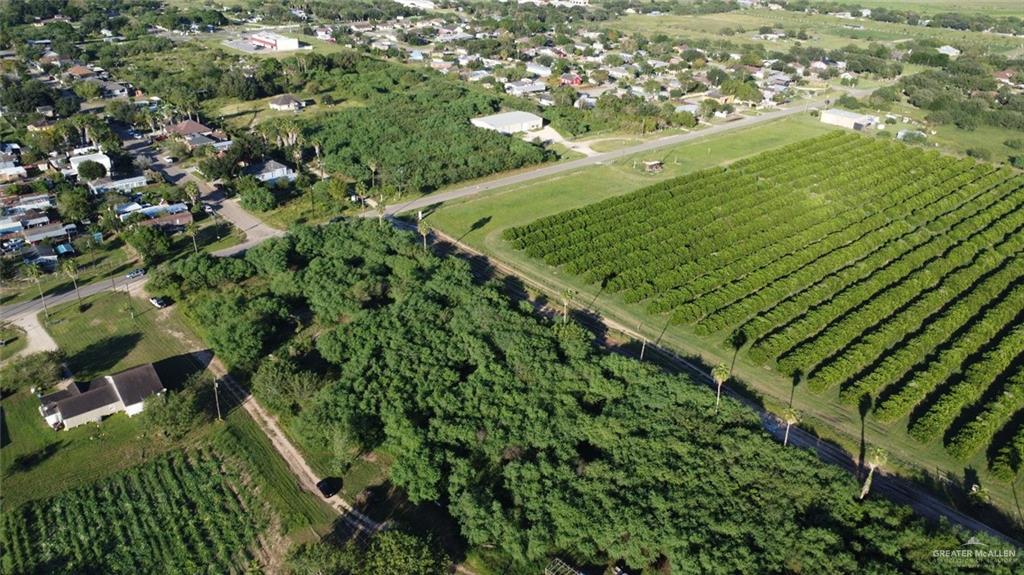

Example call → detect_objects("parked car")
315 478 341 499
203 204 216 214
148 297 170 309
126 268 146 279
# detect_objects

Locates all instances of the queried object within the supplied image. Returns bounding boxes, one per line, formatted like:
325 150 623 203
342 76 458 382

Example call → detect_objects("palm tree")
711 363 730 413
375 193 387 227
61 260 82 307
859 447 887 500
183 181 201 206
782 407 799 446
186 222 199 254
559 288 577 324
417 218 430 251
21 264 49 320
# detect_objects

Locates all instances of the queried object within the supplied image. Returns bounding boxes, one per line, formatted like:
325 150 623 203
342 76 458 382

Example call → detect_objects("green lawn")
0 324 27 362
613 9 1021 54
427 115 1024 527
0 291 203 506
0 239 133 307
854 0 1024 16
882 101 1023 164
1 288 335 539
428 114 833 244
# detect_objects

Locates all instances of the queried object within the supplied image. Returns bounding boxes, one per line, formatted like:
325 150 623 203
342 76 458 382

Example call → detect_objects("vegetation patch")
0 448 270 575
505 131 1024 474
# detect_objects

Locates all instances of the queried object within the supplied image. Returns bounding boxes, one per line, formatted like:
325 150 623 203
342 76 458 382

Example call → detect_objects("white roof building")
250 31 300 51
471 111 543 134
820 108 876 130
68 152 112 176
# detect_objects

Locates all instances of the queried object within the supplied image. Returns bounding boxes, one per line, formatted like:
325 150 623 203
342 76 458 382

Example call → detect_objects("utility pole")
213 379 222 421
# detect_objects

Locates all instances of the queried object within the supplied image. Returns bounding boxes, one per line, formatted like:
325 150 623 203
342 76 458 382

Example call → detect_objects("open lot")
613 8 1022 54
427 116 1024 525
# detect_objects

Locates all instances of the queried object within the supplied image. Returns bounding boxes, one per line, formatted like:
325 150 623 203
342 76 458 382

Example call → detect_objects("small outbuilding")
471 111 544 135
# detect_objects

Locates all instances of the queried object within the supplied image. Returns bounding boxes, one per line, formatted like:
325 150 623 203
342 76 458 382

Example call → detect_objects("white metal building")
819 108 876 130
249 31 300 51
471 111 544 134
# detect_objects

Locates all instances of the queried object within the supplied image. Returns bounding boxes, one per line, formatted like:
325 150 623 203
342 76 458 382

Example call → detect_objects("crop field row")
505 132 1024 471
0 449 269 575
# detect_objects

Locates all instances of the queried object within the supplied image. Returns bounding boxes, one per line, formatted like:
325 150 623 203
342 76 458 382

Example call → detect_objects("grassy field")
0 289 334 539
0 324 27 362
0 291 203 506
427 114 832 237
853 0 1024 16
880 100 1023 164
0 239 133 307
426 117 1024 529
614 8 1022 54
213 409 336 535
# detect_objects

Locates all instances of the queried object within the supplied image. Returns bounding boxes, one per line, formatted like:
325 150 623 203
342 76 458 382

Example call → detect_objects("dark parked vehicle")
315 478 342 499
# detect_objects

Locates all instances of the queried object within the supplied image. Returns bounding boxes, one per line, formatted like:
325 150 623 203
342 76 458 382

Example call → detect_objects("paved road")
372 99 830 218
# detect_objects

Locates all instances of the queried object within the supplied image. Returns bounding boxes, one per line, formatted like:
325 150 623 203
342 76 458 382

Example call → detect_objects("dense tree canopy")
307 77 550 193
166 220 1014 573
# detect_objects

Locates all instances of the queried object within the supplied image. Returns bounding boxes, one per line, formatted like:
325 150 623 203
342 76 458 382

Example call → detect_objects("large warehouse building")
819 108 877 130
471 111 544 134
249 31 300 51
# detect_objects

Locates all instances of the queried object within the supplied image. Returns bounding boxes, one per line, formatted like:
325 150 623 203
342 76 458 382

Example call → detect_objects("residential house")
938 45 961 58
22 243 59 268
39 364 166 430
560 72 583 86
0 153 26 182
245 160 296 184
68 152 112 177
65 64 94 80
23 222 76 244
526 62 552 77
87 175 148 195
166 120 213 138
504 80 547 97
138 209 194 232
268 94 302 112
101 81 129 98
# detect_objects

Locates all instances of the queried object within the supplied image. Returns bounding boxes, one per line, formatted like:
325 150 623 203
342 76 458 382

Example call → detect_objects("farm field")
429 128 1024 520
853 0 1024 16
507 131 1024 475
613 9 1022 54
0 448 270 575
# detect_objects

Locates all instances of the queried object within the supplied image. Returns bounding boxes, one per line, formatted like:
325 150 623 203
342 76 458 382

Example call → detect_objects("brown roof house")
166 120 213 137
39 364 165 430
